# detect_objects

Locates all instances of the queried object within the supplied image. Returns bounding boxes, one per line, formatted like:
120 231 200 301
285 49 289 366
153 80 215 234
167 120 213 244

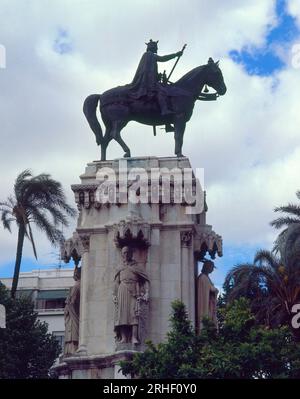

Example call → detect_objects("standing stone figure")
64 266 81 355
113 246 150 345
197 260 218 332
0 304 6 329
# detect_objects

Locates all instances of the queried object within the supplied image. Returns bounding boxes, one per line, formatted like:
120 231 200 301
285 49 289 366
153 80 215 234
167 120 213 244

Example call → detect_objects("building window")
35 290 69 311
52 331 65 352
35 298 66 311
45 298 66 310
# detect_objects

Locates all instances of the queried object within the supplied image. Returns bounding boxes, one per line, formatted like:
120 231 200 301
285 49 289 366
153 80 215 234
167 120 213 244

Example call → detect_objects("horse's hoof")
176 153 184 158
124 152 131 158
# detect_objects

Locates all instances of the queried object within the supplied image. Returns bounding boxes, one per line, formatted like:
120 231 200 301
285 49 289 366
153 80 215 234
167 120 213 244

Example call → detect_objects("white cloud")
288 0 300 26
0 0 298 278
187 58 300 247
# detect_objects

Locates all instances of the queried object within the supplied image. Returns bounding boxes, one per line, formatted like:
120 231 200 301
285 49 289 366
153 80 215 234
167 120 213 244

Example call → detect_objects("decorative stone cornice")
194 225 223 259
113 215 151 248
71 180 199 210
61 232 90 265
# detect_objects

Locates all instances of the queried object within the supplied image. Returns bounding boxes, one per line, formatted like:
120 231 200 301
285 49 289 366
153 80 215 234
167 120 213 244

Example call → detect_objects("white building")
0 268 74 350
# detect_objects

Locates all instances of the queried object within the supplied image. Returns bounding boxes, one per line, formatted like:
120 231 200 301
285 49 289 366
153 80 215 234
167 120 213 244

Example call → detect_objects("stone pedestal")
53 156 222 379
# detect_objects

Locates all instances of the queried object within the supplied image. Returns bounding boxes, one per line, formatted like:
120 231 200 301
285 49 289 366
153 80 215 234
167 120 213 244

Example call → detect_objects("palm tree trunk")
11 223 25 298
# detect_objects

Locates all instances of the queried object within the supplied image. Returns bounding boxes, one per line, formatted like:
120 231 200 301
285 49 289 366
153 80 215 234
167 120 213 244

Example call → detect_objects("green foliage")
0 283 60 379
120 299 300 379
223 190 300 335
0 169 76 297
198 298 300 379
120 300 198 378
224 248 300 331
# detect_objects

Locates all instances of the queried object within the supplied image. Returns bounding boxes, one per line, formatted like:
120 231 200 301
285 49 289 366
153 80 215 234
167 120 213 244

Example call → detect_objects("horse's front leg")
174 116 186 157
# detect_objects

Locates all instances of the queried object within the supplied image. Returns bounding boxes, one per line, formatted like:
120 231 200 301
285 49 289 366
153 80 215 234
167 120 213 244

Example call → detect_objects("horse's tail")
83 94 103 145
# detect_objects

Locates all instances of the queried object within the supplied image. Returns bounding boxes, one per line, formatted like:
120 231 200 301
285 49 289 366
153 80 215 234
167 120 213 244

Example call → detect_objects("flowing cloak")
130 51 161 97
64 281 80 354
129 51 189 99
197 273 218 331
114 262 149 330
100 51 189 107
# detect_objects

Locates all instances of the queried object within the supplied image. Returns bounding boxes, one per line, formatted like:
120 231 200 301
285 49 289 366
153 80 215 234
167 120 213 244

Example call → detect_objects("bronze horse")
83 59 226 161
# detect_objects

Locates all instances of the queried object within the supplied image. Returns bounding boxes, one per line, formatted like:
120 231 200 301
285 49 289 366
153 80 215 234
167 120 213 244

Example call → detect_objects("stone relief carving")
181 231 192 247
113 246 150 346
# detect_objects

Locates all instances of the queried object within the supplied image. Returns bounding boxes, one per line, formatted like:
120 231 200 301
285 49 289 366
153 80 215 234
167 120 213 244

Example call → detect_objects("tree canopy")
120 299 300 379
0 169 76 297
0 283 60 379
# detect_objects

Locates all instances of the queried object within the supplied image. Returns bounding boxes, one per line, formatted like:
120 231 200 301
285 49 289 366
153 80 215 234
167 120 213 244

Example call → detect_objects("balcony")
36 307 65 314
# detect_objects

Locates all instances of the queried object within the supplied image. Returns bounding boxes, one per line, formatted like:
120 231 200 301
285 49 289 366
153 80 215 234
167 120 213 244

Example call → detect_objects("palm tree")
224 237 300 330
271 190 300 229
271 190 300 253
0 170 76 298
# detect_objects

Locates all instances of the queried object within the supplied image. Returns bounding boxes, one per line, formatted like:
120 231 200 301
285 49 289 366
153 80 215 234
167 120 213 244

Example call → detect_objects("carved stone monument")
53 41 225 378
52 156 222 379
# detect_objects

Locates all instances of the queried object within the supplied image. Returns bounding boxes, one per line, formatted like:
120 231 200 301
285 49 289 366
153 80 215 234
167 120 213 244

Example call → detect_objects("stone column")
180 231 193 316
76 234 90 355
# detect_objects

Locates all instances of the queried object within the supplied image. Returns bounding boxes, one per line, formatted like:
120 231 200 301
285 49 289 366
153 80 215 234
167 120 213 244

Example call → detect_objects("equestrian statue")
83 40 227 161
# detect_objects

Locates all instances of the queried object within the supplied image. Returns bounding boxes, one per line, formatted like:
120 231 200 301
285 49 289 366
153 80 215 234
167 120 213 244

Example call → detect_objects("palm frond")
33 203 68 226
274 204 300 217
281 224 300 270
14 169 32 200
225 262 273 302
272 229 287 255
30 208 64 244
27 222 38 260
254 249 280 270
1 210 15 232
20 174 76 220
270 216 300 229
0 196 15 210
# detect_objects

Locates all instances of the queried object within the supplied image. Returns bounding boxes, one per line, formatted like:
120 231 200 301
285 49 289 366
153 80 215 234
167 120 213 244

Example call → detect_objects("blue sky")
230 0 299 76
1 0 300 289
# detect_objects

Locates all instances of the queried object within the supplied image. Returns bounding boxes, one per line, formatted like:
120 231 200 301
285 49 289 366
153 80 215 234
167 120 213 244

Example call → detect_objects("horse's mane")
175 64 206 86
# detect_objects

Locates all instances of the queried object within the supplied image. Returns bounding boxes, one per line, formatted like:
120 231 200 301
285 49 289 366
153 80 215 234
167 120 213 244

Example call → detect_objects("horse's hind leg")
100 123 113 161
174 117 186 157
111 121 131 158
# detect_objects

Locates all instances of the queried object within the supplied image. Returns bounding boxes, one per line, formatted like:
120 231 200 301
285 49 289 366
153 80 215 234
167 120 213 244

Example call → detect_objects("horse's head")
204 58 227 96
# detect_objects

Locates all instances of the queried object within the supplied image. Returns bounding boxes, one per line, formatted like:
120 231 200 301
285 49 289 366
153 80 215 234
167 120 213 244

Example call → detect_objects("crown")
145 39 159 49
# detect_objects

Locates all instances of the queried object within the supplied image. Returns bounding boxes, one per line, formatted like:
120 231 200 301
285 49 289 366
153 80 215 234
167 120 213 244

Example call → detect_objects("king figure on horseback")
129 39 183 117
83 40 227 161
